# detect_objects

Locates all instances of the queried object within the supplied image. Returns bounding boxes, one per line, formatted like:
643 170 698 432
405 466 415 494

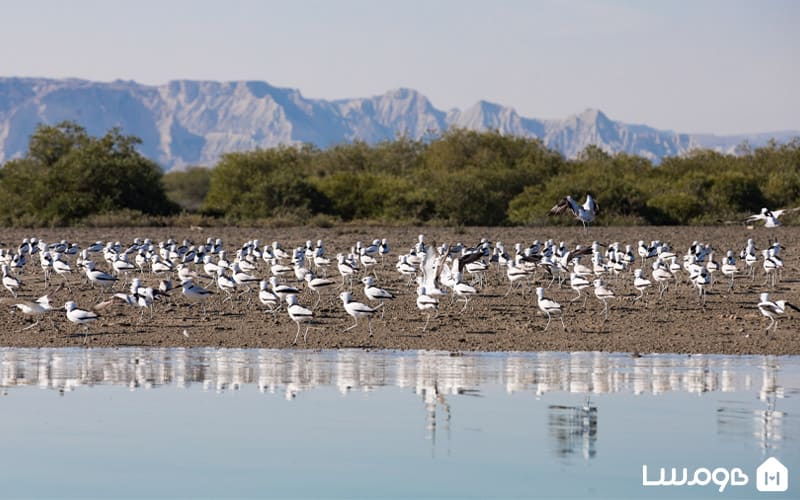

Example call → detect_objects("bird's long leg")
765 316 775 333
303 325 311 343
544 312 551 331
344 319 358 332
559 315 566 331
421 313 431 332
570 291 582 303
293 323 301 345
367 317 373 337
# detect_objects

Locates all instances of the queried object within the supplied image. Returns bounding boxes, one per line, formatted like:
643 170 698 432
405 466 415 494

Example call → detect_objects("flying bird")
549 194 600 231
745 207 800 227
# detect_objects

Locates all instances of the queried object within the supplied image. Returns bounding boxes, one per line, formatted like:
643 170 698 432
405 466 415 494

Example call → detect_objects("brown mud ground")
0 226 798 355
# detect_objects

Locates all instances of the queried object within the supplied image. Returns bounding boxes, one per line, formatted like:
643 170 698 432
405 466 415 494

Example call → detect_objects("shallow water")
1 348 798 498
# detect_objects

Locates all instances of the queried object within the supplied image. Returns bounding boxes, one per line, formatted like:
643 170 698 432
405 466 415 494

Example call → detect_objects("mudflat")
0 225 798 355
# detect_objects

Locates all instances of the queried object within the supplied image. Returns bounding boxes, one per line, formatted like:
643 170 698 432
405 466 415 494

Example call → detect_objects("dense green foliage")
2 122 799 227
0 122 177 226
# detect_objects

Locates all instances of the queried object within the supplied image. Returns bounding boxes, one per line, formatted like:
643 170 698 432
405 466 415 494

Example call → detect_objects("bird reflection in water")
717 359 787 455
549 397 598 460
420 382 481 458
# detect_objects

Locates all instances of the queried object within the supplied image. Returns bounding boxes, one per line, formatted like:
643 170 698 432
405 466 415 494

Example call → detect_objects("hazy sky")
2 0 797 134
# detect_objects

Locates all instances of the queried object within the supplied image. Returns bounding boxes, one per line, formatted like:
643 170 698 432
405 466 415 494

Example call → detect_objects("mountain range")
0 77 796 170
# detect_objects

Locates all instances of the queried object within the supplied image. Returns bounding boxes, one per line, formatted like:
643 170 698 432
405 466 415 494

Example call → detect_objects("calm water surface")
1 348 798 498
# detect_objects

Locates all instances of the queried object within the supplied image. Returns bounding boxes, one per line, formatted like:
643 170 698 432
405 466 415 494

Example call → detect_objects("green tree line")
2 121 799 227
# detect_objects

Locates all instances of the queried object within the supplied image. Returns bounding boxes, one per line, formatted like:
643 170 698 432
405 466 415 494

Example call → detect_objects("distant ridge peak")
0 77 796 169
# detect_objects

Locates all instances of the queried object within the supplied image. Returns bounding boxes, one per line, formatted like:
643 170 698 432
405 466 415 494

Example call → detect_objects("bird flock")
0 223 797 345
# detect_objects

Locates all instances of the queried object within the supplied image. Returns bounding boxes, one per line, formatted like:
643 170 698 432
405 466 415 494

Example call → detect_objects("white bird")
651 259 674 300
536 286 565 331
593 279 615 320
569 272 591 307
633 269 652 305
451 271 478 312
689 265 711 306
286 294 314 345
232 262 259 290
746 207 800 227
52 253 72 284
757 292 800 332
84 260 118 290
258 280 280 314
336 253 357 288
269 276 300 302
549 194 600 231
340 291 381 336
4 295 54 331
395 255 417 286
721 250 739 291
64 301 99 344
216 268 237 302
416 286 439 331
362 276 393 317
2 264 21 297
305 272 337 309
505 260 530 297
181 279 214 315
762 248 780 288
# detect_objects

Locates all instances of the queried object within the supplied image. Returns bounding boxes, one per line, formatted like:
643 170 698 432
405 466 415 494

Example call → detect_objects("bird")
286 294 314 345
84 260 118 290
64 301 99 344
269 276 300 302
633 269 652 305
451 271 478 313
746 207 800 227
689 265 711 306
721 250 739 291
3 295 54 331
2 264 21 297
305 272 337 309
181 279 214 315
232 262 259 291
593 279 615 320
362 276 394 317
416 286 439 331
535 287 565 331
569 272 591 307
258 280 280 315
215 268 237 303
757 292 800 332
340 291 381 336
336 253 358 288
549 194 600 231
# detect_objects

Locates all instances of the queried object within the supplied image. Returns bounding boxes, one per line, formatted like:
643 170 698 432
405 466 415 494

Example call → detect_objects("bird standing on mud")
757 293 800 333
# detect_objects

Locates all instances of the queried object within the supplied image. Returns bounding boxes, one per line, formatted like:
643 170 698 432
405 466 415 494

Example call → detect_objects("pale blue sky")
1 0 797 134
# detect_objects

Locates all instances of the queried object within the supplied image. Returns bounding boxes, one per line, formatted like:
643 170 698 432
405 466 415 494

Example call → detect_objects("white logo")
642 465 748 493
757 457 788 492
